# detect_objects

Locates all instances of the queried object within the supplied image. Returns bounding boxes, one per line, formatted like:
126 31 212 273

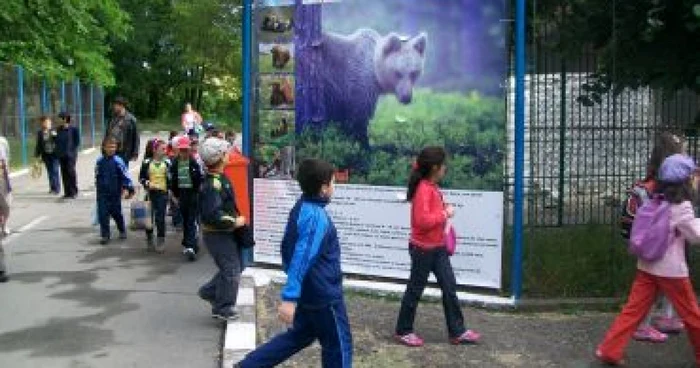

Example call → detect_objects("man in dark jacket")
55 112 80 199
106 96 140 167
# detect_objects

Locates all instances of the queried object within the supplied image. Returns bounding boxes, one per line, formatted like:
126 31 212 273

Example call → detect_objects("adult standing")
106 96 140 168
55 112 80 199
35 116 61 194
181 103 203 135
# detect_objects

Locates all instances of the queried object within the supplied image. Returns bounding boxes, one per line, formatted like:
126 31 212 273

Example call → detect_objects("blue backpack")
628 194 672 262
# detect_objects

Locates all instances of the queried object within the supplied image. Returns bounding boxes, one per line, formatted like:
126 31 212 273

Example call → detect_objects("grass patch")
8 136 36 170
500 223 700 298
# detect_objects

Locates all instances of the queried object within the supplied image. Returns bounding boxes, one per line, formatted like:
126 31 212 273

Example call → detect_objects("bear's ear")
412 33 427 56
382 33 403 57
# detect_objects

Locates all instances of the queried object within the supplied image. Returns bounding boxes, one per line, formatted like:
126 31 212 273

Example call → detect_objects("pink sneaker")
395 333 424 347
632 326 668 343
449 329 481 345
654 316 684 334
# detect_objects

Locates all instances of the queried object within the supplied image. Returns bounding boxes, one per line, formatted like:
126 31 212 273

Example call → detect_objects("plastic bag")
130 194 152 230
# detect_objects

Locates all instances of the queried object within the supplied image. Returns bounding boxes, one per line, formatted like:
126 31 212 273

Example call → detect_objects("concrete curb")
221 277 257 368
242 267 516 308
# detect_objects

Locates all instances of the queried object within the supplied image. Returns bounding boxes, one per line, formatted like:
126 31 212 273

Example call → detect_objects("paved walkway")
0 141 226 368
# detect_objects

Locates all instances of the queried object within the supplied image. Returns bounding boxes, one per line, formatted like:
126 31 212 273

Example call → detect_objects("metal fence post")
75 79 82 149
41 78 48 114
241 0 254 267
557 61 566 226
90 84 95 147
101 87 106 133
17 65 28 167
511 0 527 302
60 81 66 111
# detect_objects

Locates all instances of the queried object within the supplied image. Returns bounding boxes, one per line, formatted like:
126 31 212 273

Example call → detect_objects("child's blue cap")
659 154 696 183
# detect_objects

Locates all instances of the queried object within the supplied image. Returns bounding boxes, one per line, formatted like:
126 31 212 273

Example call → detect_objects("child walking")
96 138 135 245
197 138 246 321
394 147 480 347
236 158 353 368
139 139 171 253
597 154 700 366
621 132 685 342
169 136 203 261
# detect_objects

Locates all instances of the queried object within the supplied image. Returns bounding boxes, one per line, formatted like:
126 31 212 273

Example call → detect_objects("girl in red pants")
597 153 700 365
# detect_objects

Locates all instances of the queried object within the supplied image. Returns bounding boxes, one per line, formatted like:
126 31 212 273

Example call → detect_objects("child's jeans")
199 232 241 314
239 301 353 368
179 190 199 251
598 271 700 364
146 190 168 239
395 245 466 338
97 193 125 239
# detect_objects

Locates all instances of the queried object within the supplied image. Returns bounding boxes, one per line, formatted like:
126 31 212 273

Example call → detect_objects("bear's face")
374 32 427 104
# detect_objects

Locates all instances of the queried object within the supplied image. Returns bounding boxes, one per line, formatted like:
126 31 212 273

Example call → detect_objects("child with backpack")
394 146 480 347
620 132 685 342
139 139 171 253
598 153 700 366
169 136 203 261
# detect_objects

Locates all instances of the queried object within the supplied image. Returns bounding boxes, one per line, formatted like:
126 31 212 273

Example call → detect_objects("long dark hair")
406 146 446 201
660 180 696 205
647 132 684 180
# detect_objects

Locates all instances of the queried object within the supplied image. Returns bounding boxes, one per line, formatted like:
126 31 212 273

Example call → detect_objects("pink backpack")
629 195 672 262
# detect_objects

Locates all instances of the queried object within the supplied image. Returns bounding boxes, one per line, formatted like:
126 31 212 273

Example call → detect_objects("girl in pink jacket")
597 154 700 366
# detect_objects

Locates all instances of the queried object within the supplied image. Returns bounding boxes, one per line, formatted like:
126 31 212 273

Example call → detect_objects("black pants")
42 155 60 193
59 155 78 197
97 194 125 239
395 245 466 338
146 190 168 239
199 232 241 314
179 190 199 251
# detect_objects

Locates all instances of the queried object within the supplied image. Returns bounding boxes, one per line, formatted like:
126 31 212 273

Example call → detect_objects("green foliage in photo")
293 90 505 191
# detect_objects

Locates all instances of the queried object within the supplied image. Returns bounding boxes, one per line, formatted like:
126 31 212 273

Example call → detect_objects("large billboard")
253 0 506 289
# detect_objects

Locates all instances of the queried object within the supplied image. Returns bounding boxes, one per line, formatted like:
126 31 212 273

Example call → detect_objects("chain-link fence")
0 63 106 168
503 15 700 298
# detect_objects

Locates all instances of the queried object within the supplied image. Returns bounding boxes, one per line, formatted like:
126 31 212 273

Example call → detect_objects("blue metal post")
41 78 48 113
90 84 95 147
511 0 527 302
100 87 106 133
76 79 82 148
60 81 66 111
241 0 253 266
17 66 28 167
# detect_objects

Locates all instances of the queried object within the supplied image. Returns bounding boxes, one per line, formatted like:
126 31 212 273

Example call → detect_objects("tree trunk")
294 0 325 133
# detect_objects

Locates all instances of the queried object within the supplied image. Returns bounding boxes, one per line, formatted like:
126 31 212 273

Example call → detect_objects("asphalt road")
0 142 222 368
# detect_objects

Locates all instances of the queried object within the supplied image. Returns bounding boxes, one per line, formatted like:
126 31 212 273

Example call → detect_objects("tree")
534 0 700 97
108 0 243 120
0 0 130 85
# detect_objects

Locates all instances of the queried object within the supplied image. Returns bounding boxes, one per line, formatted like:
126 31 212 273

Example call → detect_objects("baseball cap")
659 154 696 183
176 137 191 150
200 137 231 166
113 96 128 106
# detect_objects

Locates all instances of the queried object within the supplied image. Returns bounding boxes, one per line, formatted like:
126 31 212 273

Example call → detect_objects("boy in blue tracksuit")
96 137 135 245
237 158 353 368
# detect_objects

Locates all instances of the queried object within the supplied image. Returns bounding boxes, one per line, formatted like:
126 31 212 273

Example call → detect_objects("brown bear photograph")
257 6 294 44
260 75 294 109
259 43 294 73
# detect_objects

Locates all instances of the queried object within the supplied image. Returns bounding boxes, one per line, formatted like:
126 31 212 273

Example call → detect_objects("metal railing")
0 63 106 167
